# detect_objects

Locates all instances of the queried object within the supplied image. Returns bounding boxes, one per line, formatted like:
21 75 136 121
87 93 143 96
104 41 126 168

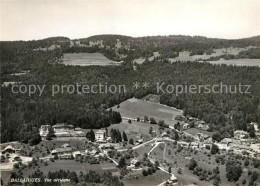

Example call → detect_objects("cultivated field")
111 98 183 127
62 53 120 66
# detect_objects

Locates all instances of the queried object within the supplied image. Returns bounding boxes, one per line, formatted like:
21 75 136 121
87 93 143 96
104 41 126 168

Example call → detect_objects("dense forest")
1 35 260 143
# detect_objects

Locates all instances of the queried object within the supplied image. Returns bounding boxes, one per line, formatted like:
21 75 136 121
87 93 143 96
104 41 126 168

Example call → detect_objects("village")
1 98 260 185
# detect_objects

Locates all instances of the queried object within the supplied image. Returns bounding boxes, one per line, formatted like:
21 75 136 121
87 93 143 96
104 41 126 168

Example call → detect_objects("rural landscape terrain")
1 34 260 186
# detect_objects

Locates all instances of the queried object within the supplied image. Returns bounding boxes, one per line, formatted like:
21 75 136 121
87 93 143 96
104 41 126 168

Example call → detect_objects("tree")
46 127 55 140
149 127 153 134
86 130 95 142
174 122 181 131
168 166 171 173
244 159 249 166
250 171 259 185
128 119 132 124
68 171 79 183
144 115 149 122
188 159 197 170
158 120 165 127
129 138 134 145
122 131 128 142
177 168 182 174
154 161 159 169
226 160 242 182
117 130 122 142
142 170 148 176
118 157 126 168
249 130 256 138
211 144 219 155
150 117 157 124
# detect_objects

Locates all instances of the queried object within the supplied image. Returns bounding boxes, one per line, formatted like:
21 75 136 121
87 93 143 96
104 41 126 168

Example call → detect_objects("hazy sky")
1 0 260 41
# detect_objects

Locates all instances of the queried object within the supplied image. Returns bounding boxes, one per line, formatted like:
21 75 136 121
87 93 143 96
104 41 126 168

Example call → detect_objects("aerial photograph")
0 0 260 185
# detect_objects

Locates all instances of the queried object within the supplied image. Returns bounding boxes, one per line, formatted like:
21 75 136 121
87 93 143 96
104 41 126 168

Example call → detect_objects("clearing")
62 53 121 66
111 98 183 127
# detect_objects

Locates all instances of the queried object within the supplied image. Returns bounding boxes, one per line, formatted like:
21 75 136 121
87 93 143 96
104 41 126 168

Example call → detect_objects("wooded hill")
1 35 260 143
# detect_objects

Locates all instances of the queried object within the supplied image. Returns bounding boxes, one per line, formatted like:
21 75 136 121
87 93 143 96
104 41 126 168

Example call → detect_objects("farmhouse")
51 147 72 159
95 130 107 142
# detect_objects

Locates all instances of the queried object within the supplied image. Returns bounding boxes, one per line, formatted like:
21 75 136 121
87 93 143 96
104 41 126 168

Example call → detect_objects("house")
130 158 141 168
52 123 74 133
161 132 169 138
51 147 72 159
168 175 178 185
137 139 143 144
195 133 210 142
72 151 82 158
39 125 51 140
216 142 230 150
190 142 199 148
197 123 209 131
178 141 189 147
61 143 70 148
95 130 107 142
183 123 190 130
103 149 113 156
234 130 248 140
250 122 259 132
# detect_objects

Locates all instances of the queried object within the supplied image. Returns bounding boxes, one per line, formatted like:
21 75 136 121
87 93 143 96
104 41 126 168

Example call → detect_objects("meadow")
111 98 183 127
169 47 256 62
62 53 120 66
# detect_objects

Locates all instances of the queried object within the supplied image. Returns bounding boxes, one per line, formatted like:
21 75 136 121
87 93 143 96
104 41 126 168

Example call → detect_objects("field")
122 169 170 186
169 47 256 62
184 128 214 137
19 160 119 179
62 53 120 66
111 98 183 127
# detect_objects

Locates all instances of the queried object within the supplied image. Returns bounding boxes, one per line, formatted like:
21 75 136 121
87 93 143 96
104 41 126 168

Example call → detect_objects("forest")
1 35 260 143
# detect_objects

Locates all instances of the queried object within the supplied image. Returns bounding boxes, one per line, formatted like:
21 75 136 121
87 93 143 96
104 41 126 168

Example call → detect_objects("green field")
111 98 183 127
62 53 120 66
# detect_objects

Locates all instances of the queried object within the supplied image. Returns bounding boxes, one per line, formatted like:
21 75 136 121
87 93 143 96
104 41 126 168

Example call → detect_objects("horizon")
1 0 260 41
1 33 260 42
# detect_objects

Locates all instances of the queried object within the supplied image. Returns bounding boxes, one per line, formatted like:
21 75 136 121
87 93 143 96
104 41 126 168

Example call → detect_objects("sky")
1 0 260 41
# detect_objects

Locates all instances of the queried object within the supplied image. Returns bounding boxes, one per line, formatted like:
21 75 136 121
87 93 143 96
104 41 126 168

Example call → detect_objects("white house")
95 130 107 142
183 123 190 130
